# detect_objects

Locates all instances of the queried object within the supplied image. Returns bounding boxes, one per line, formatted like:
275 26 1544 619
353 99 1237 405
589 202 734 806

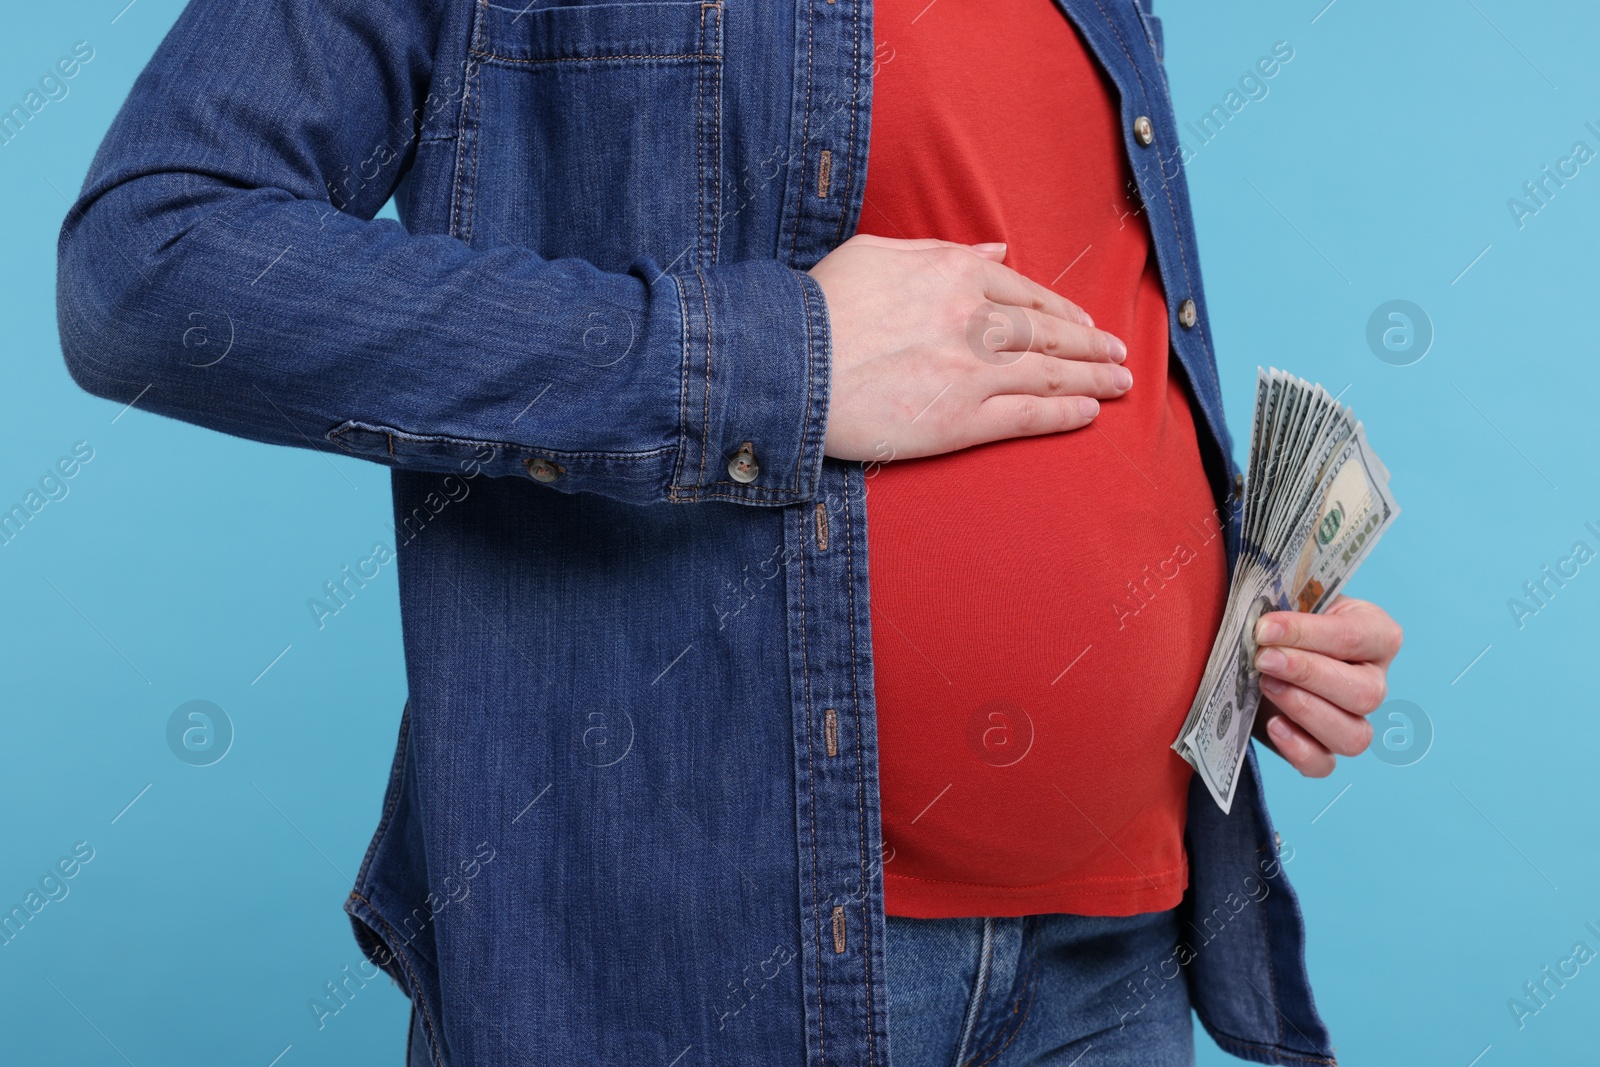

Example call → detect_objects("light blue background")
2 1 1596 1064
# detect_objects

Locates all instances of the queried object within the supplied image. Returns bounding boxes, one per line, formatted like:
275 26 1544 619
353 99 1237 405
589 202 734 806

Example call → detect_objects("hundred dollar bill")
1285 424 1396 615
1173 371 1400 813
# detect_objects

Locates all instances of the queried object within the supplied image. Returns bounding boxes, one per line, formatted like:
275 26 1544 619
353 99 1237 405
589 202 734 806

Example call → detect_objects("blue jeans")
885 910 1194 1067
403 908 1195 1066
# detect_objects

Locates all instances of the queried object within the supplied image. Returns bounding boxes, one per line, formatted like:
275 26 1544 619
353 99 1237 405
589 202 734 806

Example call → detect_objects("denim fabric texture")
883 910 1194 1067
56 0 1335 1063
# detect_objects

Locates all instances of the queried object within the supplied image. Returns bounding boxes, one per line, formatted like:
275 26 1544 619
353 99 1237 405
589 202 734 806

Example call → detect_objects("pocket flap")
475 1 722 64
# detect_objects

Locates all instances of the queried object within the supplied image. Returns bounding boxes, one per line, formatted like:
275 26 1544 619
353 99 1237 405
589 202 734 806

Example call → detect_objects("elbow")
56 171 252 405
55 195 155 404
56 288 118 405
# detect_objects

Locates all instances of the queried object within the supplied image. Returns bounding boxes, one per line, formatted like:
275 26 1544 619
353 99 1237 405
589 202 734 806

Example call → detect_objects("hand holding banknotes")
1173 369 1403 811
1251 595 1404 778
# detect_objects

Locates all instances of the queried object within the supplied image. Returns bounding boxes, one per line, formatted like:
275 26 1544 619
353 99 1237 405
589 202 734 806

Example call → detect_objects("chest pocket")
462 1 724 273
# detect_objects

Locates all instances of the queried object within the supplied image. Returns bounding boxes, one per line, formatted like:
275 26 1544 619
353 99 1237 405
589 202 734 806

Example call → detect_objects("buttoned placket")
776 0 892 1063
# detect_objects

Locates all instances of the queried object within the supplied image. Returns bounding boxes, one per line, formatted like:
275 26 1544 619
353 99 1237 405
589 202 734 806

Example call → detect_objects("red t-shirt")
860 0 1229 918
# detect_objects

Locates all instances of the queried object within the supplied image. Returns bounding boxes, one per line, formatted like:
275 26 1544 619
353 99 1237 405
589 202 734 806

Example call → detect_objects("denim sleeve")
55 0 831 507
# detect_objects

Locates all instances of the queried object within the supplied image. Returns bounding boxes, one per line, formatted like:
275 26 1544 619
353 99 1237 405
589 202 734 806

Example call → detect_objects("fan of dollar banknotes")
1173 369 1399 813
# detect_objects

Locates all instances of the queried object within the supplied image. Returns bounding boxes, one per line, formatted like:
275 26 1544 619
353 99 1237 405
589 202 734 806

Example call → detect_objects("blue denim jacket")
57 0 1336 1063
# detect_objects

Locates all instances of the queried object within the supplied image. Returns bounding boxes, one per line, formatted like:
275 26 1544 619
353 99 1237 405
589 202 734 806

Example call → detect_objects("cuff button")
524 457 562 483
728 442 759 484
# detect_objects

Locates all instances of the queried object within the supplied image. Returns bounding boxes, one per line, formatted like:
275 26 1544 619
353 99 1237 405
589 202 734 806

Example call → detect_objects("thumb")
848 235 1008 261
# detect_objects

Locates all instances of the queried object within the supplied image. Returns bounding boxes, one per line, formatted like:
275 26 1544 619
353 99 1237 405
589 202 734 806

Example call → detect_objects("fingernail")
1255 616 1284 644
1077 397 1100 418
972 242 1006 254
1259 674 1286 695
1109 336 1127 361
1256 648 1287 674
1113 366 1133 390
1267 715 1290 742
1079 310 1096 329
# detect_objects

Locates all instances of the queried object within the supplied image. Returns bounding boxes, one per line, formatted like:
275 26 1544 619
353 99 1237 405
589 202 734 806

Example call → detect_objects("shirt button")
1274 831 1284 849
1178 298 1198 329
523 457 562 483
1133 115 1154 146
728 441 759 484
1233 472 1245 499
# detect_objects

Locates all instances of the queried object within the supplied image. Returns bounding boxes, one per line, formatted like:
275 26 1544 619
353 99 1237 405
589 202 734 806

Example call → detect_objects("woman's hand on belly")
810 234 1133 464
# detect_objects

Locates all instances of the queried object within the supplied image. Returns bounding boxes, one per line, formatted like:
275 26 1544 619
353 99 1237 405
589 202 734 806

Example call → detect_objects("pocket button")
728 442 759 484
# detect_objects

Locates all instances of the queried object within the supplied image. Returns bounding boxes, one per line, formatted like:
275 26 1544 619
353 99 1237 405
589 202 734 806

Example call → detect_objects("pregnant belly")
865 371 1229 916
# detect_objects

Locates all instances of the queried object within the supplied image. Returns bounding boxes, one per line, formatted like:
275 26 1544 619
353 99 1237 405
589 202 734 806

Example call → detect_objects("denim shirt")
57 0 1336 1063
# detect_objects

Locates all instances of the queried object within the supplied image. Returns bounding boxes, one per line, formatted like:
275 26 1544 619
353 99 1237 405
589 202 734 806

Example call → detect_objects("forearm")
54 0 830 506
